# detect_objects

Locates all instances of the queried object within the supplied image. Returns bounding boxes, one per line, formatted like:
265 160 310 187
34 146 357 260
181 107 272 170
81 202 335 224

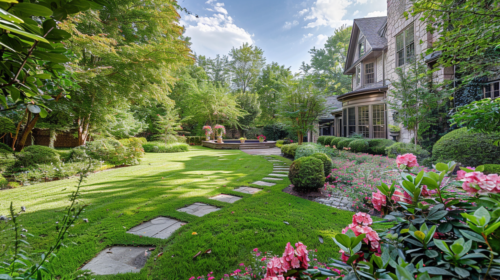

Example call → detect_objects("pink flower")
291 257 300 268
282 242 294 261
352 212 373 226
261 257 267 261
208 277 215 280
253 248 259 252
239 263 244 266
189 277 195 280
457 170 467 180
371 191 386 212
396 153 418 169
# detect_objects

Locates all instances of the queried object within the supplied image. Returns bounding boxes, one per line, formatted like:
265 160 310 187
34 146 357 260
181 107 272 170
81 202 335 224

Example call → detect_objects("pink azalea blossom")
396 153 418 168
352 212 373 226
371 190 386 212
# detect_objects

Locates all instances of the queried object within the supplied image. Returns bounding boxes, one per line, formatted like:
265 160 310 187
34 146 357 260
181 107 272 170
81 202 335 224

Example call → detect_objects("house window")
484 81 500 99
365 63 374 84
396 23 414 66
373 104 386 138
348 108 356 136
355 64 361 86
358 38 365 57
358 106 369 138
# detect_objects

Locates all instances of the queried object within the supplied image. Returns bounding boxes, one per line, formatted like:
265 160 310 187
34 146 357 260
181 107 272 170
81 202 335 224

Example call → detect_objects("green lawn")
0 146 353 279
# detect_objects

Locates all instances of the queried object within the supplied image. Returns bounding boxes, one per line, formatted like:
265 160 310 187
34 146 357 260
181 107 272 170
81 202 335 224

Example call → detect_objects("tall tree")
254 63 292 122
277 76 327 145
228 43 266 93
63 0 193 145
197 54 231 87
387 59 451 146
301 25 352 96
235 92 261 135
411 0 500 84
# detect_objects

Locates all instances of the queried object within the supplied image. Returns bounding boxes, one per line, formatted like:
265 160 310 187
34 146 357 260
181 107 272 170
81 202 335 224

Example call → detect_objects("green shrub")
317 136 327 145
368 139 395 155
0 173 7 188
85 138 142 165
483 164 500 175
0 142 13 152
310 153 332 176
186 136 203 146
324 136 337 146
281 143 298 158
432 128 500 167
331 137 346 147
136 137 147 144
55 149 72 161
15 145 61 168
337 138 355 150
276 140 285 148
69 147 87 162
142 142 189 153
386 142 430 163
0 148 15 173
295 143 320 159
289 156 325 190
348 139 369 153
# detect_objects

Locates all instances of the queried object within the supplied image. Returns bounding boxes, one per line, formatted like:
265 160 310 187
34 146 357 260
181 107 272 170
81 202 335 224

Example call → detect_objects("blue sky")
179 0 387 73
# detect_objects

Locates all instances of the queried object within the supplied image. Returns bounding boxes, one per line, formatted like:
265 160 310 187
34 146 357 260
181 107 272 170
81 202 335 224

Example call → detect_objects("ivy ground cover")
0 147 353 279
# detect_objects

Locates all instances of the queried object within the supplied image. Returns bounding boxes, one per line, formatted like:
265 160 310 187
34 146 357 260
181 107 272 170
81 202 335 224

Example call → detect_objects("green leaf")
39 107 47 118
34 73 52 79
335 233 351 248
0 94 7 108
418 267 456 276
474 207 490 225
485 221 500 236
434 240 451 255
425 250 438 258
454 267 470 278
427 210 448 221
475 165 485 172
11 3 53 17
346 254 359 265
33 51 69 63
0 8 23 24
0 23 49 42
397 265 414 280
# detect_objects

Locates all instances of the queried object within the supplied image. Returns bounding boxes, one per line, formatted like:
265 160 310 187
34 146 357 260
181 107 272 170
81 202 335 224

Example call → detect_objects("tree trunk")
298 132 303 145
78 117 90 146
16 114 40 151
49 129 57 149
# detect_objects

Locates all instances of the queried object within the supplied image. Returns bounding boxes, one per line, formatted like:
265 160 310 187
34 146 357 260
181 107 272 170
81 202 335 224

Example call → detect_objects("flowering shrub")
257 135 266 141
326 158 500 280
203 125 213 136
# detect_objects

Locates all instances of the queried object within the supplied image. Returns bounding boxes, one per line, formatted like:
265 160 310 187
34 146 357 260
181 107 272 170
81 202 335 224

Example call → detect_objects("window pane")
348 108 356 136
365 63 374 84
396 33 404 51
373 104 385 138
494 82 500 98
397 50 404 66
358 106 369 138
405 23 414 44
406 42 414 63
485 83 491 98
356 64 361 85
343 109 347 137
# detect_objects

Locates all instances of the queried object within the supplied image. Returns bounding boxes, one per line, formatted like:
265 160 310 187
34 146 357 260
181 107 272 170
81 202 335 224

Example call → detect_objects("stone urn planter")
240 138 246 143
389 131 400 141
217 136 223 144
206 136 210 141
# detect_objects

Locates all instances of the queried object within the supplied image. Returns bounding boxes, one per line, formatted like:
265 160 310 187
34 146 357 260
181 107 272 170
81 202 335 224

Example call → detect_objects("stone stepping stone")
127 217 184 239
268 160 281 162
81 246 152 275
274 167 289 170
269 173 288 177
210 194 241 203
263 177 283 181
251 181 276 187
177 203 220 217
233 186 262 194
273 171 289 174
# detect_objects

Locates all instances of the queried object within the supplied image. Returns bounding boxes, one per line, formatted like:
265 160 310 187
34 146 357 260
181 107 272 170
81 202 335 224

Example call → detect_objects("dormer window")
358 36 366 57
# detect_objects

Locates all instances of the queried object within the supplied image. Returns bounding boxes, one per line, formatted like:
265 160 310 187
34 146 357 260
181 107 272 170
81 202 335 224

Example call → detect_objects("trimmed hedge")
295 143 320 159
289 156 325 190
186 136 203 146
337 138 356 150
317 136 328 145
0 173 7 188
348 139 369 153
432 128 500 167
386 142 430 162
276 140 285 148
325 136 337 146
15 145 61 168
368 139 396 155
331 137 346 147
142 142 189 153
55 149 72 161
281 143 299 158
310 152 332 176
483 164 500 175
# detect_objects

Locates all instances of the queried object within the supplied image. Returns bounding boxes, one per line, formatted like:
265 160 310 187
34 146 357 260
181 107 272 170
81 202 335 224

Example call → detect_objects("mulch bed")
282 185 325 201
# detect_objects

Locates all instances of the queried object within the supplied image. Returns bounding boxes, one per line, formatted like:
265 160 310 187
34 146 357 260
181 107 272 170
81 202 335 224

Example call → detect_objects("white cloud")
213 2 228 14
353 10 359 16
316 34 329 46
283 20 299 30
183 3 253 58
365 10 387 17
303 0 352 28
354 0 368 4
298 8 309 16
301 33 314 42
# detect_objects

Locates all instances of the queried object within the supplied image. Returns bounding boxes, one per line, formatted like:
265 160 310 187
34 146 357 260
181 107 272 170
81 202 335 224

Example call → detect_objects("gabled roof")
344 16 387 73
319 95 342 120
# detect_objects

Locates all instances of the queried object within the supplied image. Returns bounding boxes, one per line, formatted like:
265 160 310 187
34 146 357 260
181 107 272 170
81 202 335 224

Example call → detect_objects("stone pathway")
314 196 353 211
233 186 262 194
81 246 152 275
127 217 184 239
262 177 282 181
240 147 281 156
251 181 276 187
268 173 288 177
210 194 242 203
177 203 220 217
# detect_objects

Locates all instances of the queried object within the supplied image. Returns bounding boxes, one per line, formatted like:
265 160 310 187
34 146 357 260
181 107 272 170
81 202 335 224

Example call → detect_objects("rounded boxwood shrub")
295 143 320 159
348 139 369 153
483 164 500 175
317 136 327 145
337 138 355 150
0 142 13 152
386 142 430 162
289 156 325 190
310 152 332 176
281 143 298 158
331 137 346 148
15 145 61 167
325 136 337 146
432 128 500 167
368 139 395 155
